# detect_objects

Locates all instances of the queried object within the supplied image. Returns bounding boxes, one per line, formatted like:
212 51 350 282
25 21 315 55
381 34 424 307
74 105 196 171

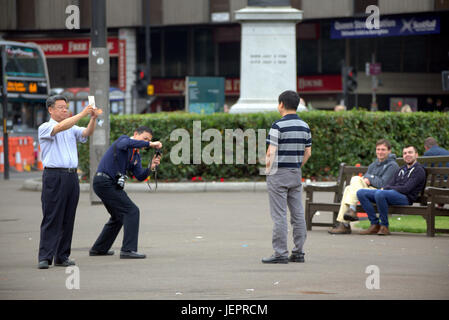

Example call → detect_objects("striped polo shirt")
267 113 312 168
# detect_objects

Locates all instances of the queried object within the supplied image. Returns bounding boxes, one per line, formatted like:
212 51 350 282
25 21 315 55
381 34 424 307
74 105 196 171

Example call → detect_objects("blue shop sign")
331 15 440 39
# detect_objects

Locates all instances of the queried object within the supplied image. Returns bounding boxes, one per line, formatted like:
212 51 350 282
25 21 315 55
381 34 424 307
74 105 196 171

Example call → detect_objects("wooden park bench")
304 155 449 237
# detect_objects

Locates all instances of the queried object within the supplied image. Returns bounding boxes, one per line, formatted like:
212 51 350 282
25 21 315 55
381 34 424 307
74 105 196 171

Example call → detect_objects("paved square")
0 179 448 299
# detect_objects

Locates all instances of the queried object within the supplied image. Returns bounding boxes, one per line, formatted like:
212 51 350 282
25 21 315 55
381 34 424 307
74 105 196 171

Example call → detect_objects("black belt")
96 172 113 180
44 167 77 173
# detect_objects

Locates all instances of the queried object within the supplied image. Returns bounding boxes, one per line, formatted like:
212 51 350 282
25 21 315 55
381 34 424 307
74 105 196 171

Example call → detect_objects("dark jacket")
384 162 426 204
97 135 150 182
363 153 399 189
423 145 449 157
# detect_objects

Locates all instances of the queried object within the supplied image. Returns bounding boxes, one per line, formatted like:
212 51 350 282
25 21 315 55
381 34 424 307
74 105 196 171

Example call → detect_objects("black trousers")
39 169 80 264
91 175 140 252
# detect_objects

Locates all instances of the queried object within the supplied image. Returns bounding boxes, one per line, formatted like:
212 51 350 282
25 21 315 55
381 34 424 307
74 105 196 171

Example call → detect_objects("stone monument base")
229 99 279 113
229 6 302 114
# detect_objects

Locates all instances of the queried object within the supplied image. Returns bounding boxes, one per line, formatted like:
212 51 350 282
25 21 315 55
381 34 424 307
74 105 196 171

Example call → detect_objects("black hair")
135 126 153 135
278 90 300 111
46 95 68 109
403 145 418 153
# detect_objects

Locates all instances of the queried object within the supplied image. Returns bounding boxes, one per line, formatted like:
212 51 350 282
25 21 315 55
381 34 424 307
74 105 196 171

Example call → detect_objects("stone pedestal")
230 6 303 114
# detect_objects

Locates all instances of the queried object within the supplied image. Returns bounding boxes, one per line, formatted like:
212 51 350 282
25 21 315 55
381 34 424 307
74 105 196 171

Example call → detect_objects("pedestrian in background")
263 90 312 264
423 137 449 157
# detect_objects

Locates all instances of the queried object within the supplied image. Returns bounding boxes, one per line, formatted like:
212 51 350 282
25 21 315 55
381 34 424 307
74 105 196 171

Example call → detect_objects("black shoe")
89 249 115 256
261 255 288 264
289 252 305 263
120 251 146 259
54 259 76 267
38 260 49 269
343 208 359 221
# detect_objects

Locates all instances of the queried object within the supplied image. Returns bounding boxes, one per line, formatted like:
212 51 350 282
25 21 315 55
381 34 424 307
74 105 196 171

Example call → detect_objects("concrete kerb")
22 178 336 193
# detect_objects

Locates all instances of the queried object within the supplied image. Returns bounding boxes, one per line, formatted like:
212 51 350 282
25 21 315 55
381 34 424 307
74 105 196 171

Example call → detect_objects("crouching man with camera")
89 126 162 259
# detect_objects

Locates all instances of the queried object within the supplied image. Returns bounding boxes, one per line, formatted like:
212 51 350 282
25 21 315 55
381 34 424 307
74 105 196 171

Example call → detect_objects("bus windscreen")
5 45 46 78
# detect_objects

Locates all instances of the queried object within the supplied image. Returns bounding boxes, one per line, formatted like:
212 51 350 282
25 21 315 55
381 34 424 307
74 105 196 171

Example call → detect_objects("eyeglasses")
52 105 69 111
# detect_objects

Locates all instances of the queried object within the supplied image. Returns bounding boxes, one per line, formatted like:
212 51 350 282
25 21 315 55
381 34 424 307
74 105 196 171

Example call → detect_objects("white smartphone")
88 95 96 109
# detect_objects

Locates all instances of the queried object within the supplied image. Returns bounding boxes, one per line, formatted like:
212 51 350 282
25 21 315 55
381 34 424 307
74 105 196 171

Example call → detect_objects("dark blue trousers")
39 169 79 264
91 175 140 252
357 189 409 227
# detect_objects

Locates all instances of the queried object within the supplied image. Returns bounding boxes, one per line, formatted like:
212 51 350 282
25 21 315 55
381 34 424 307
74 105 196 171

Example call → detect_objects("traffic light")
345 66 358 93
135 66 148 97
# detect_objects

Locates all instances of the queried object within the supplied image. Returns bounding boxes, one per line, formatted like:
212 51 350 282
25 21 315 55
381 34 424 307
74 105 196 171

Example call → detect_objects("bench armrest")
304 183 338 193
425 187 449 196
425 187 449 204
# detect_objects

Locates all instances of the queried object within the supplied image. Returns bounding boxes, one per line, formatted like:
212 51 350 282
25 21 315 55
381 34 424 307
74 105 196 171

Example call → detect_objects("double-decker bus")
1 40 50 139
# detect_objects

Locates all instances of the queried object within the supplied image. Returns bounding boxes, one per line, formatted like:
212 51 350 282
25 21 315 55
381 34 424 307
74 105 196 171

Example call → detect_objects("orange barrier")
18 137 35 167
0 140 4 173
0 137 36 171
15 149 23 172
37 145 44 171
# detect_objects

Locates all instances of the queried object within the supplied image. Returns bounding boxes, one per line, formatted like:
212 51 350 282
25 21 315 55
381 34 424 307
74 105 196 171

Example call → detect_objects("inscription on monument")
249 54 287 65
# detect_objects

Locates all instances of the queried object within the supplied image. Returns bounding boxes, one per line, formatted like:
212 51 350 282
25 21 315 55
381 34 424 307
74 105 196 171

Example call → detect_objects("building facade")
1 0 448 122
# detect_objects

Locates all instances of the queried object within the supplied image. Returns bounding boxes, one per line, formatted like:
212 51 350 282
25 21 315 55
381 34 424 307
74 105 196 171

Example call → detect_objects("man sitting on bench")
329 139 399 234
357 145 426 235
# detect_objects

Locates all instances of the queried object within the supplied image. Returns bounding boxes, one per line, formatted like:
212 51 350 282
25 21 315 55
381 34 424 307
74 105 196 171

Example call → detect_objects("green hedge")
78 110 449 181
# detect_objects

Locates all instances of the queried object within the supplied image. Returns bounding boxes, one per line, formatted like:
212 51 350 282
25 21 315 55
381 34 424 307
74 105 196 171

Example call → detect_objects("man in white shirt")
37 95 98 269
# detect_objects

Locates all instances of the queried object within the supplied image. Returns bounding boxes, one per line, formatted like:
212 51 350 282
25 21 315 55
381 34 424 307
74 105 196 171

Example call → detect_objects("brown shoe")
377 225 391 235
359 224 380 235
328 222 351 234
343 208 359 221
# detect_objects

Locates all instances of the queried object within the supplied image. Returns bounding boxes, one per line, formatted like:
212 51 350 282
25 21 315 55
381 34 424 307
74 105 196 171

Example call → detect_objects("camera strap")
146 151 159 192
147 167 158 192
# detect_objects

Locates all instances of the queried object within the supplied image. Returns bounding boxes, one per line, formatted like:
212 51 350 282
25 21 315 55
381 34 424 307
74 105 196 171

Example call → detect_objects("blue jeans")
356 189 409 227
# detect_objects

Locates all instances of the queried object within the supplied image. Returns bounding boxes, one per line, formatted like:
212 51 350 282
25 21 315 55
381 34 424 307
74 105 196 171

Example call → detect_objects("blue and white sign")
331 15 440 39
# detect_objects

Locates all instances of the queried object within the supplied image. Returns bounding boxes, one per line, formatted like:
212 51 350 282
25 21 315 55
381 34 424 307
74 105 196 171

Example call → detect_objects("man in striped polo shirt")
262 90 312 264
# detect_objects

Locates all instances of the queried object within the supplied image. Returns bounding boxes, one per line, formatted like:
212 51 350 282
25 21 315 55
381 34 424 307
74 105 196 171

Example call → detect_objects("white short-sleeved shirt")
38 118 87 168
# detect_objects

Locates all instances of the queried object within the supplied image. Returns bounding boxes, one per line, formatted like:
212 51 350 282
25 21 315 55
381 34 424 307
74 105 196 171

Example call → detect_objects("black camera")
115 172 128 190
155 148 162 158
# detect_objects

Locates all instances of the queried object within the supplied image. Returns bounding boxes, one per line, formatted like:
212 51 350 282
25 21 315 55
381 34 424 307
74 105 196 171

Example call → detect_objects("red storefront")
149 75 342 111
12 36 126 92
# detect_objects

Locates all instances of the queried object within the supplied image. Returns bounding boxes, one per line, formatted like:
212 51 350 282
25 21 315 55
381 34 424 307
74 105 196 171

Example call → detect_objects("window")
165 29 188 77
429 34 449 73
350 38 377 72
298 40 318 75
403 36 427 73
218 42 240 77
321 21 345 74
377 37 401 72
321 38 345 74
194 29 214 76
151 31 162 77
